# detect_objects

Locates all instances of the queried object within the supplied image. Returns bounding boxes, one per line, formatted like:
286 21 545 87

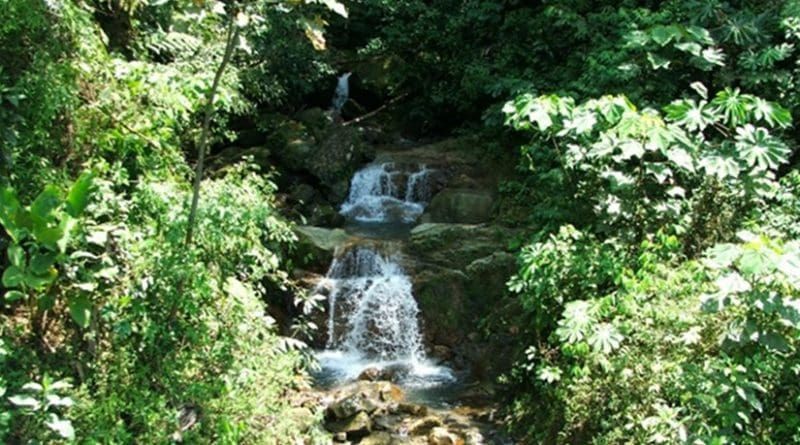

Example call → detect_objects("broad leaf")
588 323 623 354
735 125 790 171
7 245 24 268
29 252 56 274
68 295 92 328
2 265 24 288
66 171 93 217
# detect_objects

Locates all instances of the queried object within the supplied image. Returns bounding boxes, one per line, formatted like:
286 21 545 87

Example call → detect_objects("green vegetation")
2 0 800 443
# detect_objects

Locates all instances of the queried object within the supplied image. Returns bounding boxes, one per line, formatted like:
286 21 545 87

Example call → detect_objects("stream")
307 161 511 444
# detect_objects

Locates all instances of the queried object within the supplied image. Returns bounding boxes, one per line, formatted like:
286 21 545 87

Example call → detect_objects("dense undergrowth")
1 0 337 442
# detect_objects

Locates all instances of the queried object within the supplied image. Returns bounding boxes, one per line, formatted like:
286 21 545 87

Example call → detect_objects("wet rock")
409 415 444 436
294 225 352 271
408 224 517 270
358 367 383 381
426 188 493 224
289 183 317 204
360 431 393 445
397 403 428 417
329 393 380 419
358 367 399 382
464 430 485 445
428 427 462 445
378 382 404 402
328 411 372 438
431 345 454 362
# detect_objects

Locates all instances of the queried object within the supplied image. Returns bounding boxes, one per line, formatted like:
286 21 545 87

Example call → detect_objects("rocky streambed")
299 380 509 445
253 116 521 443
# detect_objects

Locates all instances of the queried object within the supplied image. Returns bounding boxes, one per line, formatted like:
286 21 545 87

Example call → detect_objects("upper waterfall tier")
339 163 438 224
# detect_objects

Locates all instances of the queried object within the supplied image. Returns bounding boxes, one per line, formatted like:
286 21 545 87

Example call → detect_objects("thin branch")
342 93 409 126
185 14 241 246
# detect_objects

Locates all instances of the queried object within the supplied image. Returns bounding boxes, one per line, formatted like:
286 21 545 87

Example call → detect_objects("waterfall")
330 72 352 114
323 246 424 361
339 163 435 223
316 162 452 388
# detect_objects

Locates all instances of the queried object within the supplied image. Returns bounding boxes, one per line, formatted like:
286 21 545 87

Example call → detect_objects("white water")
316 245 454 388
339 163 436 223
330 72 352 114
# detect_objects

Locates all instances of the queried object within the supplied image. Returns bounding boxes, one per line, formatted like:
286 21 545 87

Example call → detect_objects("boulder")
408 224 516 270
428 427 462 445
463 252 517 308
360 432 393 445
413 266 468 346
397 403 428 417
327 411 372 439
426 188 493 224
294 225 352 271
328 393 380 420
409 416 444 436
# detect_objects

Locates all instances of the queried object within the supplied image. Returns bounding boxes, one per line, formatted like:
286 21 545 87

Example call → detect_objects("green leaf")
0 187 22 242
7 245 24 268
699 155 741 179
738 246 779 276
32 221 63 247
4 290 25 302
700 47 726 66
588 322 624 354
66 171 93 217
750 97 792 129
675 42 702 56
318 0 348 18
29 253 56 274
68 295 91 328
24 269 57 289
651 25 681 46
666 147 695 172
8 395 40 410
759 331 790 353
705 243 742 269
45 414 75 440
735 125 791 172
2 265 24 288
30 185 61 222
647 52 671 69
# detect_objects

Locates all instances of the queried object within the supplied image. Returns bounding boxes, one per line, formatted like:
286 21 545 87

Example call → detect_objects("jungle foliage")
2 0 800 443
1 0 342 442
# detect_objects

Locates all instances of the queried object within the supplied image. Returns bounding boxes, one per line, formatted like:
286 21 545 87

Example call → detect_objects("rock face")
403 223 519 376
426 189 494 224
294 225 354 272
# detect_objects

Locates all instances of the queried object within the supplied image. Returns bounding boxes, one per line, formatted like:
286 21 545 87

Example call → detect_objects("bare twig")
342 93 409 126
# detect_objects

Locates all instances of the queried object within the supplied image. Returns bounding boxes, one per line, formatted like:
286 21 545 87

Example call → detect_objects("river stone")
428 427 462 445
409 415 444 436
329 392 380 419
327 411 372 438
426 188 493 224
360 431 393 445
397 403 428 417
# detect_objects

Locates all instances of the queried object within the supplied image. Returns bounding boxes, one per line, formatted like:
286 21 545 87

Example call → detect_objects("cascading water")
339 163 436 224
316 163 453 388
330 72 352 115
315 244 453 387
323 246 423 358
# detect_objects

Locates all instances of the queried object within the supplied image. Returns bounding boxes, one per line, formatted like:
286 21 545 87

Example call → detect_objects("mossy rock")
426 188 494 224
